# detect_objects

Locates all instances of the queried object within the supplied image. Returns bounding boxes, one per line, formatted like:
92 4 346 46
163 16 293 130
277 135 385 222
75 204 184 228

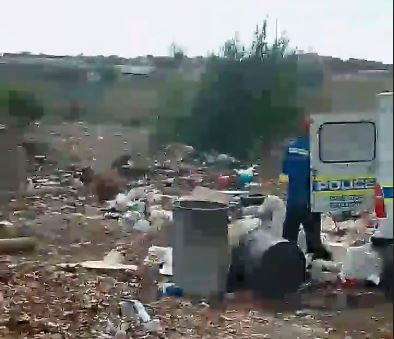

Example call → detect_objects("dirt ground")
0 168 392 338
1 203 392 339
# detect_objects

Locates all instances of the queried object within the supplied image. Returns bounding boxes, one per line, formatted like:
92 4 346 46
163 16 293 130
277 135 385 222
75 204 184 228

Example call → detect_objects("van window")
319 122 376 163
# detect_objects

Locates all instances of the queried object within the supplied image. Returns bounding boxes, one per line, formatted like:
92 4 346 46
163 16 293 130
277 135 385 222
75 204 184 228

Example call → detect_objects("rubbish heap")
0 146 392 338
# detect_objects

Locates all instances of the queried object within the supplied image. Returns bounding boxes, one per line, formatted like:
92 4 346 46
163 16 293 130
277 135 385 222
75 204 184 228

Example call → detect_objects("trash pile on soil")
0 147 392 338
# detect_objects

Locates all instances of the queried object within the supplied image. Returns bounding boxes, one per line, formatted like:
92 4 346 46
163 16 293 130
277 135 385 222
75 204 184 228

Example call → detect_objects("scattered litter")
340 243 383 282
0 141 389 338
157 282 183 298
133 217 150 232
60 250 139 272
147 246 173 275
311 260 341 283
118 211 141 232
123 299 163 333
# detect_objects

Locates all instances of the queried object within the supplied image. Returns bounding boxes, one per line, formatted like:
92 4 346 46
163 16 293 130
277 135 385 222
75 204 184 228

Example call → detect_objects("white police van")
371 92 393 245
309 91 393 298
310 114 377 216
310 91 392 244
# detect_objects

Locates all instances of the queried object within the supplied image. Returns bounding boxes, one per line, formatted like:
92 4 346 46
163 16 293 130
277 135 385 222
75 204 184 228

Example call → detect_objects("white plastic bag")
297 225 307 254
257 195 286 239
115 193 130 212
119 211 140 232
340 243 383 282
134 218 150 232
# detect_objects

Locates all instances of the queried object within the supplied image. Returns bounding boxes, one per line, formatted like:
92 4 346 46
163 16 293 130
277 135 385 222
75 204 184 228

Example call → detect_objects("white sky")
1 0 393 63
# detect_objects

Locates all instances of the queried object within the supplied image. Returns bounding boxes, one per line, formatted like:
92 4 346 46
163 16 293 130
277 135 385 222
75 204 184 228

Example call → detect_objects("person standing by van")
281 116 331 260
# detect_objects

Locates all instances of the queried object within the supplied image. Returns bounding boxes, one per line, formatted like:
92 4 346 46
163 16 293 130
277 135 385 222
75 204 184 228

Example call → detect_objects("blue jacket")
282 136 311 207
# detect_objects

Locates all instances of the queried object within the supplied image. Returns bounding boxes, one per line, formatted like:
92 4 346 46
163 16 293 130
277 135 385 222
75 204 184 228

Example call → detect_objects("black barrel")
227 227 306 299
375 244 393 301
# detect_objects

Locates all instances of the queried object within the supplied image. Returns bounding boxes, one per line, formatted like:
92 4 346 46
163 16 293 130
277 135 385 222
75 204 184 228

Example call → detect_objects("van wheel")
380 245 393 301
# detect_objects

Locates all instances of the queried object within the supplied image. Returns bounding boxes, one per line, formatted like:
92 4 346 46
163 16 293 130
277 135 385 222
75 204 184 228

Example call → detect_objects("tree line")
162 20 312 160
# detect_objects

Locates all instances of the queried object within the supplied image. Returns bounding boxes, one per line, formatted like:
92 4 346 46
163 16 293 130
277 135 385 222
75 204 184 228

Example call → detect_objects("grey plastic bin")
172 200 229 297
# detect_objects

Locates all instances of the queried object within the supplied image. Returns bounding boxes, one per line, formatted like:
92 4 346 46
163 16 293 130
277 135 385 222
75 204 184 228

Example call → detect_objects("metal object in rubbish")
228 228 306 299
173 200 229 297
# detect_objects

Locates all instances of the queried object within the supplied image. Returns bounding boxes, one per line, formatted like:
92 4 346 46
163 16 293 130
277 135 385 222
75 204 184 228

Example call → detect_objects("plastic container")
173 200 229 297
238 172 254 187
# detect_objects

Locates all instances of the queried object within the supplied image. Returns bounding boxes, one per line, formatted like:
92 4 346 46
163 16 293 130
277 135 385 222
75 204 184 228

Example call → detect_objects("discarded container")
238 172 253 187
227 228 306 299
173 200 229 297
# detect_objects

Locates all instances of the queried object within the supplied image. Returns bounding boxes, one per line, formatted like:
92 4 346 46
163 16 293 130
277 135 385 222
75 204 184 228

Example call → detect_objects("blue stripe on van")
382 186 393 199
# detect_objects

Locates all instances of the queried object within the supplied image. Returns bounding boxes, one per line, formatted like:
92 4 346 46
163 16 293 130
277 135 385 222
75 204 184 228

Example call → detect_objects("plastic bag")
297 225 307 254
339 243 383 282
134 218 150 232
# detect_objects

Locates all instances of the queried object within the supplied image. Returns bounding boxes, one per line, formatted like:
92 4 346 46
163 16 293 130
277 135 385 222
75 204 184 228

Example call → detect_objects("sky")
1 0 393 63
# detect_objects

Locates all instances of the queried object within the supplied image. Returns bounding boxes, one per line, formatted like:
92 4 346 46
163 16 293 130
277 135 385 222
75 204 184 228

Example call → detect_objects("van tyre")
380 245 393 301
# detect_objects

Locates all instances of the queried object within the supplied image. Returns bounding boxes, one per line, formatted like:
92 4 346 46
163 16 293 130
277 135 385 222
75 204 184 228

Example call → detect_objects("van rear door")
310 113 377 214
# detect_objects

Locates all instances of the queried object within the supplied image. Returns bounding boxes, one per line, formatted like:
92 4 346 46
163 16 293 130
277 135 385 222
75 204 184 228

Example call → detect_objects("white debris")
103 249 125 265
311 260 342 283
127 187 146 201
115 193 131 212
298 225 307 254
129 299 151 323
134 218 150 233
119 211 141 232
256 195 286 239
241 195 286 239
340 243 383 282
147 246 173 276
74 250 138 271
228 217 261 248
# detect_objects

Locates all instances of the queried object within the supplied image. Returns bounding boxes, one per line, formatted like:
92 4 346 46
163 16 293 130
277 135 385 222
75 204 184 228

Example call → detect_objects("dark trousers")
282 205 323 254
